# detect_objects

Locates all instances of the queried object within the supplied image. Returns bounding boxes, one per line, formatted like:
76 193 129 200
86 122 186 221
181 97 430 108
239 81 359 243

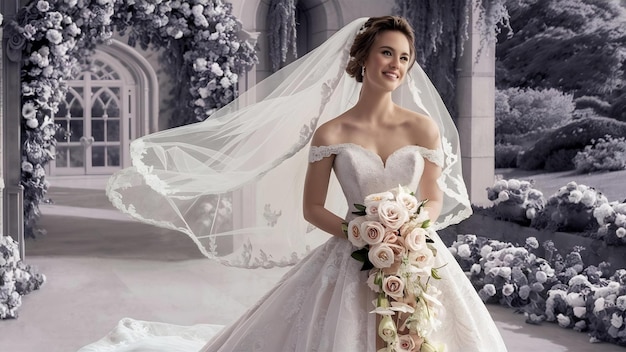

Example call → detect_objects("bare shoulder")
396 106 441 150
310 112 351 147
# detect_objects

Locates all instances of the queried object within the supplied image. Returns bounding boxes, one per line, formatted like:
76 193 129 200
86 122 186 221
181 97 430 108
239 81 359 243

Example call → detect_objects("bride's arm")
303 154 346 238
302 129 347 239
413 117 444 223
420 159 443 222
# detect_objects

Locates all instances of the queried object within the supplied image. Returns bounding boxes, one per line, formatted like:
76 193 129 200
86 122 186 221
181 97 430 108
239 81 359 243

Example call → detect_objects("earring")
361 66 365 77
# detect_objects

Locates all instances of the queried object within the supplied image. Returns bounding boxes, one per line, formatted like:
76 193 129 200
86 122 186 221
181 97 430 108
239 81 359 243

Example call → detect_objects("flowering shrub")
486 178 545 224
15 0 257 237
594 201 626 246
574 135 626 174
449 234 626 346
495 87 574 137
0 235 46 319
517 117 626 171
534 182 608 233
447 234 488 272
450 235 556 310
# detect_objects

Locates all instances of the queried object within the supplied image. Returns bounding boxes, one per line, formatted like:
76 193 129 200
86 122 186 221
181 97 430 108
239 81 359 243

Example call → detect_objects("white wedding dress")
79 143 508 352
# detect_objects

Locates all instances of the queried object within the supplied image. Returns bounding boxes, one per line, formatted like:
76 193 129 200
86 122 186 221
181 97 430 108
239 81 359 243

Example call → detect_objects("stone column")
456 3 496 206
2 1 26 258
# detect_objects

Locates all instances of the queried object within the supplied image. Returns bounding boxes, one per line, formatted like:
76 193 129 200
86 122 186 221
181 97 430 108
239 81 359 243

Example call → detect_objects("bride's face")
363 30 411 91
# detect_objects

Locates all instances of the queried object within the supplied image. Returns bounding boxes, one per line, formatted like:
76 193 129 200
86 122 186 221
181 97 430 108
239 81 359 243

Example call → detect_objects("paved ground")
0 176 624 351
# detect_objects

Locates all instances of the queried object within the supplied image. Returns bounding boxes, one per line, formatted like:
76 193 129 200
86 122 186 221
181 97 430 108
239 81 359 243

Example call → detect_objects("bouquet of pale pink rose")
344 185 445 352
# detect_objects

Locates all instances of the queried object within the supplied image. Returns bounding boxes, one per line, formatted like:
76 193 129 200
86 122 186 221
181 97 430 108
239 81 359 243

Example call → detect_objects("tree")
496 0 626 99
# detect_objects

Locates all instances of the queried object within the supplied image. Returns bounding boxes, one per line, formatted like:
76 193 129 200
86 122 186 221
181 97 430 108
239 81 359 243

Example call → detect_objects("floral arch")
12 0 258 237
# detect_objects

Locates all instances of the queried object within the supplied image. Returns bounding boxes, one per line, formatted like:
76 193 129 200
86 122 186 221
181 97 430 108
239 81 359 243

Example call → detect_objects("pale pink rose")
404 228 427 252
384 234 406 259
397 192 419 214
364 191 394 206
382 246 405 275
347 217 367 248
364 192 394 221
360 221 385 245
398 334 416 352
365 203 380 221
382 275 405 299
378 201 409 230
383 231 399 244
368 243 395 268
409 247 435 273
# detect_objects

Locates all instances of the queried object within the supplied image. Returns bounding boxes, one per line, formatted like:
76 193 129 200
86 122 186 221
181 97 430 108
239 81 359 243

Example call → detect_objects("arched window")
49 40 158 176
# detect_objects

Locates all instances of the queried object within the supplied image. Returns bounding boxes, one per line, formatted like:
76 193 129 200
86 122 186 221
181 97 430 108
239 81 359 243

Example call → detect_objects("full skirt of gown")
79 234 507 352
79 144 508 351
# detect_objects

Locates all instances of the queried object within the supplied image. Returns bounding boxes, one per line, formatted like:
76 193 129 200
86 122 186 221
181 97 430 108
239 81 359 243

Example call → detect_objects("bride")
81 16 507 352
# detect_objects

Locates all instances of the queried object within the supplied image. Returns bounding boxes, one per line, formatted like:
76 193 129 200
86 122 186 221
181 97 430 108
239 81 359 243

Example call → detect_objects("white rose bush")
448 234 626 346
484 179 626 247
540 181 609 233
594 201 626 246
486 178 545 224
0 235 46 319
344 186 444 352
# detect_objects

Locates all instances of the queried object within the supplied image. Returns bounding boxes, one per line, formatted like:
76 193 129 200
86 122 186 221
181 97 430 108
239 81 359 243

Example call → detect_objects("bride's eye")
382 50 392 56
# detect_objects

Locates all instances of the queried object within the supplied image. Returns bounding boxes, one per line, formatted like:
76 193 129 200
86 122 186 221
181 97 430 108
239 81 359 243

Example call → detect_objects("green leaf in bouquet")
432 268 442 280
351 248 374 271
352 203 367 216
360 258 374 271
421 219 431 228
341 222 349 237
351 248 368 262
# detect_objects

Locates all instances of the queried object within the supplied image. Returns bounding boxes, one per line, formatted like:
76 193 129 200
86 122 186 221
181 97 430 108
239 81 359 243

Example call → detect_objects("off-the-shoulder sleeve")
418 147 444 168
308 145 343 163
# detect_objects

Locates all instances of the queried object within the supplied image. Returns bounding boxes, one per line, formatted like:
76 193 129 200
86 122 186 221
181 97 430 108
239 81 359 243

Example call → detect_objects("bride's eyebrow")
378 46 409 56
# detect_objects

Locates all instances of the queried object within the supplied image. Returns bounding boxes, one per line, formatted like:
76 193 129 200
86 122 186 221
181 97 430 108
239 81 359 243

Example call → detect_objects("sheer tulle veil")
106 17 472 268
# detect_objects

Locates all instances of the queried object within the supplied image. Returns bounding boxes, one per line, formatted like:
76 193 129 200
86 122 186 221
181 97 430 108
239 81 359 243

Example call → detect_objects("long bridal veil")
106 17 472 269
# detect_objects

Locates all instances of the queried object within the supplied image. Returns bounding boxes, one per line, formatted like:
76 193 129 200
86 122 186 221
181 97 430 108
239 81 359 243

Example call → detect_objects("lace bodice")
309 143 443 221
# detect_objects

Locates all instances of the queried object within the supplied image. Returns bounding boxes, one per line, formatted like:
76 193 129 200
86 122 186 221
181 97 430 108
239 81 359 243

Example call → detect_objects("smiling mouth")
384 72 399 79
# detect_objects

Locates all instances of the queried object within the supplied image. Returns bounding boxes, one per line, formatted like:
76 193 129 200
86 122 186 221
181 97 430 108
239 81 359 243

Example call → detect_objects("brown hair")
346 16 416 83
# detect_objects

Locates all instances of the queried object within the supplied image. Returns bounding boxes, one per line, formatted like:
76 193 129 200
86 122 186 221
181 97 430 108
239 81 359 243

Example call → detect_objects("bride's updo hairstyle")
346 16 416 83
